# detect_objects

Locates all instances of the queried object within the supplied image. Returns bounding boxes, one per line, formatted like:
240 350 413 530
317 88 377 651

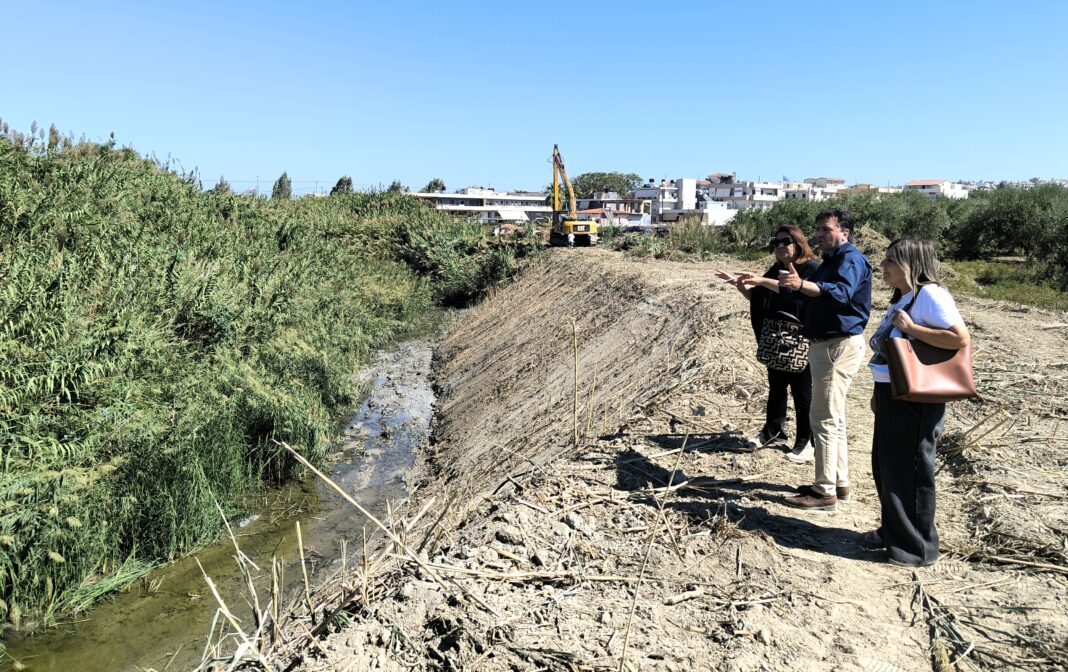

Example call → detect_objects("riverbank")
264 249 1067 671
2 337 438 671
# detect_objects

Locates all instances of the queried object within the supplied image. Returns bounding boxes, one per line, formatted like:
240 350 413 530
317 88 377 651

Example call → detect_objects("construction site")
231 246 1068 672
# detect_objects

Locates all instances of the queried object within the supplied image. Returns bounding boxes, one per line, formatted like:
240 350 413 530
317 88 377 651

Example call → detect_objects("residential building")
632 178 738 225
838 183 903 196
634 179 679 219
804 177 847 189
783 182 838 201
411 186 551 222
709 179 786 210
576 191 652 226
903 180 969 199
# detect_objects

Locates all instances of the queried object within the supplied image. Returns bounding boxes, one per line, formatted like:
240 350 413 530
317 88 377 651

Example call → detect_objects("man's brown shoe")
796 484 850 501
784 492 837 511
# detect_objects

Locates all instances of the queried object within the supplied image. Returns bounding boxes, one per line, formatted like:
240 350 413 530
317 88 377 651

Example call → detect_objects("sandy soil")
281 249 1068 672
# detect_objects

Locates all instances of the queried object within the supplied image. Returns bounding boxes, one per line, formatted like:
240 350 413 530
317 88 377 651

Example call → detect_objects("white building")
903 180 969 199
411 187 551 222
708 180 786 210
783 182 836 202
575 192 653 226
804 177 847 190
633 178 738 225
634 179 679 218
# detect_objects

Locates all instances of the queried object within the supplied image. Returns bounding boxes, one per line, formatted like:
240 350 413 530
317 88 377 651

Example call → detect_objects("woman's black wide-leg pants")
872 383 946 567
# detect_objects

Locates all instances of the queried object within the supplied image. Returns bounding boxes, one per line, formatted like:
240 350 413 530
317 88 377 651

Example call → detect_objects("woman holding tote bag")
716 226 819 457
866 238 970 567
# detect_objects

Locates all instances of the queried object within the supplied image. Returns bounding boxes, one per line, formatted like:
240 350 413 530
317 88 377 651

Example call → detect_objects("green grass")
0 129 542 629
946 259 1068 311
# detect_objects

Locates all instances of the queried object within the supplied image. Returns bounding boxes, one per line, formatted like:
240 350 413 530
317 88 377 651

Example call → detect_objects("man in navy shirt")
778 208 872 511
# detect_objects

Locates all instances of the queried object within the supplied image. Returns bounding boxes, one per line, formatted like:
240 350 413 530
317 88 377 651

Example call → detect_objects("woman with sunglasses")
716 226 819 458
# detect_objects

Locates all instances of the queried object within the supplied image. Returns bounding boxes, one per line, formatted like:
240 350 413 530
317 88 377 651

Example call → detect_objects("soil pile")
279 249 1068 672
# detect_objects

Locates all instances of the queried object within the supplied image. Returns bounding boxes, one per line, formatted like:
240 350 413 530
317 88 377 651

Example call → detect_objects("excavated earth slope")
285 249 1068 672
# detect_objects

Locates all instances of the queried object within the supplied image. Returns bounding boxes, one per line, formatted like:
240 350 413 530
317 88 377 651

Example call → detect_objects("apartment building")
411 186 551 222
783 182 838 201
708 179 785 209
804 177 847 189
634 179 679 216
631 178 737 225
903 180 969 199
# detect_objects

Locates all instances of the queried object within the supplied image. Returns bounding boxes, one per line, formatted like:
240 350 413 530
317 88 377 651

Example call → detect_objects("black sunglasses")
770 238 794 248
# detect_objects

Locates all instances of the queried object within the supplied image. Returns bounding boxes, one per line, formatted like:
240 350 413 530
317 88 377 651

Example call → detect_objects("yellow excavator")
550 144 598 246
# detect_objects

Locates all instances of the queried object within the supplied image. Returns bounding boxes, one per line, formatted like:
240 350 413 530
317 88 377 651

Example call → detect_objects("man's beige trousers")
808 335 866 497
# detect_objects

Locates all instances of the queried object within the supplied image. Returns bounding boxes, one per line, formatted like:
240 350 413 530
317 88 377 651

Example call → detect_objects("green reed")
0 130 540 629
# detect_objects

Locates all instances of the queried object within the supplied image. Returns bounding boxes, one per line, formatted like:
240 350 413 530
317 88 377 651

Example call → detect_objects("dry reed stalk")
585 371 598 442
417 489 458 555
982 555 1068 574
573 318 580 448
236 555 263 641
278 442 450 593
194 558 270 669
618 437 688 672
340 539 348 595
296 521 312 619
403 496 437 536
393 559 675 585
271 556 281 645
209 494 267 643
513 496 552 515
913 571 976 671
664 587 703 605
211 495 260 572
361 528 370 606
197 610 222 670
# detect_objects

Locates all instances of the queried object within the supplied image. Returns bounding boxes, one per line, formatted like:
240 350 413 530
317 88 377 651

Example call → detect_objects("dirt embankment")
290 249 1068 672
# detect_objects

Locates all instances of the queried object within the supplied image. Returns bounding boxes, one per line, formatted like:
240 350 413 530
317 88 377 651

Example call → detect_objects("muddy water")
3 340 434 672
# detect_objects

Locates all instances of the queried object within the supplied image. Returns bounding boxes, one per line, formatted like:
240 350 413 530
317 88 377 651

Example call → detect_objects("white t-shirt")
869 285 964 383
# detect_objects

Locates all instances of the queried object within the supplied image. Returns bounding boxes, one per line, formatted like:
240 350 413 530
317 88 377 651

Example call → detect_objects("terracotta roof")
906 180 946 186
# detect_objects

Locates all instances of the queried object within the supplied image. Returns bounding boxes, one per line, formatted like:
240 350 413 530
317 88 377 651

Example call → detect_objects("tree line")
727 186 1068 287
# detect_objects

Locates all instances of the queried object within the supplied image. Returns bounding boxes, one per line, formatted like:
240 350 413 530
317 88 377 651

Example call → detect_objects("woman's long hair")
885 238 942 302
776 226 816 264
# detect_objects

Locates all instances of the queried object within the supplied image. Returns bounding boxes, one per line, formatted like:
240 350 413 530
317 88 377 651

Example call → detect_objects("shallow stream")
3 340 434 672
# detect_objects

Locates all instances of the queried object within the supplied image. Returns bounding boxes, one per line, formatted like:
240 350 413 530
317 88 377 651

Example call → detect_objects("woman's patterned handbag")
756 317 809 372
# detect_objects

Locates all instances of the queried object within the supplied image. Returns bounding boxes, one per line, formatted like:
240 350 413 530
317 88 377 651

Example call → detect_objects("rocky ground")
268 248 1067 672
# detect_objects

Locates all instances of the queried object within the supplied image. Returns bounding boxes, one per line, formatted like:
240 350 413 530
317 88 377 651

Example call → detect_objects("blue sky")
3 0 1066 195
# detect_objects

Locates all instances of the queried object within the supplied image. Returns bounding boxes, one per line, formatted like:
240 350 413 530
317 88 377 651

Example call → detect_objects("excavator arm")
552 144 578 219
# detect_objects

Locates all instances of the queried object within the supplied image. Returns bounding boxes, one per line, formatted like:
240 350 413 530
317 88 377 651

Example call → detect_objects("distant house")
783 182 839 201
903 180 969 199
836 183 903 196
576 192 652 226
708 179 785 210
804 177 847 189
411 187 551 222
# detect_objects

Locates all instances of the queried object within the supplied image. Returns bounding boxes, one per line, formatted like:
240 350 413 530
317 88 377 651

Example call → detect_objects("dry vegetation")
199 250 1066 672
